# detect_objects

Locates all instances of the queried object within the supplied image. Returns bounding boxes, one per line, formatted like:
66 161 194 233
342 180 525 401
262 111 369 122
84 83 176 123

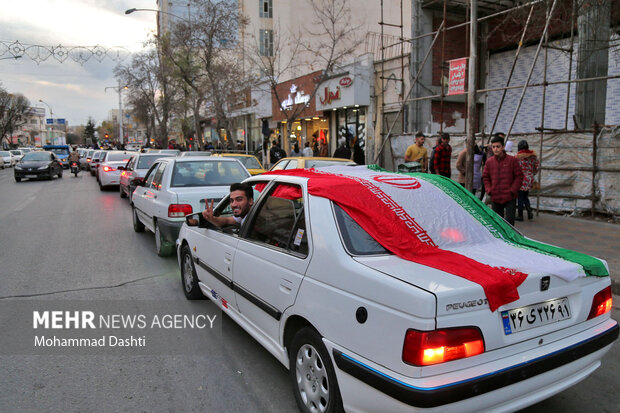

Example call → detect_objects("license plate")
501 297 571 335
25 174 38 178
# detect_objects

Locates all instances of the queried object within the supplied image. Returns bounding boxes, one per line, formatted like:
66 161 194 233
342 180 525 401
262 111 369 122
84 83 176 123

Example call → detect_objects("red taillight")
402 327 485 366
86 158 91 162
587 286 613 320
102 166 116 172
168 204 193 218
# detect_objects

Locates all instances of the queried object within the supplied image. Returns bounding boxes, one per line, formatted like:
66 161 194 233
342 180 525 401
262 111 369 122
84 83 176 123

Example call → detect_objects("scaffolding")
374 0 620 216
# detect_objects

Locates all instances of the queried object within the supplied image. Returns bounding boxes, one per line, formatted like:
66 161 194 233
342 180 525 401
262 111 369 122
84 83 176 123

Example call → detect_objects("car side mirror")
186 212 202 227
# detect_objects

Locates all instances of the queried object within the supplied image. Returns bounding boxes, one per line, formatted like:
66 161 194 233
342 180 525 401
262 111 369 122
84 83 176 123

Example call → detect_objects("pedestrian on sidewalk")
456 144 483 195
404 131 428 172
516 139 539 221
482 134 523 225
432 133 452 178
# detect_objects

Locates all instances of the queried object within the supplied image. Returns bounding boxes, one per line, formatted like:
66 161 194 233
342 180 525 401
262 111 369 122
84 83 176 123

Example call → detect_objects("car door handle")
224 251 232 264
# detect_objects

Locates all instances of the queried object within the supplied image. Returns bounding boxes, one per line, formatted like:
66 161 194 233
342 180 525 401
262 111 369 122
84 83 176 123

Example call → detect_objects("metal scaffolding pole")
465 0 477 191
536 1 551 216
505 0 558 140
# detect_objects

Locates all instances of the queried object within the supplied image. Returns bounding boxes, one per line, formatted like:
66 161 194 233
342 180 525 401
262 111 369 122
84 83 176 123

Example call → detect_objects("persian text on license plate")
501 297 571 335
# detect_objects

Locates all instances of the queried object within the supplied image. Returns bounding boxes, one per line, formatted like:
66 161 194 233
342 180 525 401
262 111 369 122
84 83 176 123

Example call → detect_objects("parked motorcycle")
70 162 80 177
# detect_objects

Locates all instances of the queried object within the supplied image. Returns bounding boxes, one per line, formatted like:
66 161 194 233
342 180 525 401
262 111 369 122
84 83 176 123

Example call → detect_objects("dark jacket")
482 152 523 204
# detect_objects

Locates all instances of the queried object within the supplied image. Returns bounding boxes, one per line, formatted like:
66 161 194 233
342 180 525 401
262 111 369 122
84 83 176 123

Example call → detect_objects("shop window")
259 0 273 18
259 30 273 57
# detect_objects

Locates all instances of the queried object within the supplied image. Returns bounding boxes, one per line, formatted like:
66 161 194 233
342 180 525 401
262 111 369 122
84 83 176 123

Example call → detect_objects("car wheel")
154 221 173 257
15 177 21 182
289 327 344 413
58 169 63 178
180 245 205 300
99 181 104 191
120 185 127 198
132 206 145 233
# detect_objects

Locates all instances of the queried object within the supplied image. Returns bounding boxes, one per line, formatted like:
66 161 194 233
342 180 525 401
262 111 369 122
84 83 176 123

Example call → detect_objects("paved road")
0 166 617 412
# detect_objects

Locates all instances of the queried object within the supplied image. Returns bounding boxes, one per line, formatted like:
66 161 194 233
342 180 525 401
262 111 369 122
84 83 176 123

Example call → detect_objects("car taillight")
87 158 91 162
402 327 484 366
587 286 612 320
168 204 193 218
102 166 116 172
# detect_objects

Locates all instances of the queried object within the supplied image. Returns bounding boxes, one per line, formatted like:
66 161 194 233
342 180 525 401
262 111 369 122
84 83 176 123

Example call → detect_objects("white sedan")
0 150 17 168
132 156 250 256
176 165 617 413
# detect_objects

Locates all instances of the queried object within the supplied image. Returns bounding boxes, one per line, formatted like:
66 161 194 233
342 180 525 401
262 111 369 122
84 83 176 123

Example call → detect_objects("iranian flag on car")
265 165 609 311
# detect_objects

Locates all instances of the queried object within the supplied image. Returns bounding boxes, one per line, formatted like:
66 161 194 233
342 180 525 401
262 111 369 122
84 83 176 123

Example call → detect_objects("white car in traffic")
96 151 134 189
0 151 17 168
176 165 617 413
132 156 250 256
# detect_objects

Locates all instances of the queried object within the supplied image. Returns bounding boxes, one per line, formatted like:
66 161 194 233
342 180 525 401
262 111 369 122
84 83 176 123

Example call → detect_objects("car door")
140 162 168 231
133 162 160 231
232 182 311 340
189 195 242 311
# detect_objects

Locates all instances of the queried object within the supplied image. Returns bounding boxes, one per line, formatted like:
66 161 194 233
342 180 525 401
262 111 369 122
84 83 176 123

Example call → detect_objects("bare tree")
245 0 363 143
0 86 30 148
163 0 248 149
115 43 172 148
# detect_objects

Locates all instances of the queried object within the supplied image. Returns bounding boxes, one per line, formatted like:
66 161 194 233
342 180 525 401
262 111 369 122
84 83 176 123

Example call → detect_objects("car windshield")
10 150 21 155
158 150 180 155
87 150 94 157
22 152 50 161
137 154 174 169
170 160 249 187
19 148 31 153
182 152 212 156
106 153 132 162
231 156 262 169
47 148 69 155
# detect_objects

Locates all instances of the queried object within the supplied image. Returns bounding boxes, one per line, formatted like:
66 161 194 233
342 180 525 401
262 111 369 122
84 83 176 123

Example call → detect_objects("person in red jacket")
482 134 523 225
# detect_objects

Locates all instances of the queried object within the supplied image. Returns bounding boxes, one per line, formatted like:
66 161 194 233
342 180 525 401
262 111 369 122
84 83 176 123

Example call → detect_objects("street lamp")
105 81 128 145
125 7 190 22
38 99 53 145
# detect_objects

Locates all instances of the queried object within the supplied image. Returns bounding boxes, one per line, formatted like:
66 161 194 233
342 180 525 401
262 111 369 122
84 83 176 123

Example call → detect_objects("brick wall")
432 17 468 86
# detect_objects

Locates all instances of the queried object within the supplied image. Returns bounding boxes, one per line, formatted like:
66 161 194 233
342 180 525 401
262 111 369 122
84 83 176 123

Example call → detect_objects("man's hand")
202 199 215 222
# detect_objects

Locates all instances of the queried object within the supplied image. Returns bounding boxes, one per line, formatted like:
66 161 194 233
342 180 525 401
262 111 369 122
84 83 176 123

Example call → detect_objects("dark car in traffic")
14 151 63 182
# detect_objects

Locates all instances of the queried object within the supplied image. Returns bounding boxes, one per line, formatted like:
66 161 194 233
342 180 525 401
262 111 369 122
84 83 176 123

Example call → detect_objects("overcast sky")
0 0 157 127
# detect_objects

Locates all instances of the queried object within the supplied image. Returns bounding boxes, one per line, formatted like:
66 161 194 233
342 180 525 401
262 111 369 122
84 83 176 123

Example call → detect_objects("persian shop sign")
280 84 311 111
448 58 467 95
320 86 340 105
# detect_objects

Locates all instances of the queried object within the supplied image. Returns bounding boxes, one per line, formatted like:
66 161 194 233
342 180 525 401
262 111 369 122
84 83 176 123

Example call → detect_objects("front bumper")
331 321 618 411
14 168 54 179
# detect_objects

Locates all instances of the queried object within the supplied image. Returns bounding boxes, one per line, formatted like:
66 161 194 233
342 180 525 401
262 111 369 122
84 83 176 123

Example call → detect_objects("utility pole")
465 0 478 191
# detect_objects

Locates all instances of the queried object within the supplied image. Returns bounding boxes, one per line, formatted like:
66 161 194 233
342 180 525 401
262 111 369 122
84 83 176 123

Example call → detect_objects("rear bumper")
100 171 121 186
332 321 618 409
157 218 184 243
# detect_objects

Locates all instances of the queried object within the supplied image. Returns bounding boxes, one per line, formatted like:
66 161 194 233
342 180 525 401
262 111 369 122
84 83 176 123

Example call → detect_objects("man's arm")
433 146 442 174
482 161 492 195
510 157 524 197
404 145 413 162
201 199 236 227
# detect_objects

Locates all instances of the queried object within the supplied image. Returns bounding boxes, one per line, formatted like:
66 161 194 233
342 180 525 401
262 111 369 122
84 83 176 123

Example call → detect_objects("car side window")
150 162 167 190
286 159 298 169
143 163 159 187
246 183 307 256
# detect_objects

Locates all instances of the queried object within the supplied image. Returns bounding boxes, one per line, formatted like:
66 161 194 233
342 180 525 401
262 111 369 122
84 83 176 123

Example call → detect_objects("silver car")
97 151 134 190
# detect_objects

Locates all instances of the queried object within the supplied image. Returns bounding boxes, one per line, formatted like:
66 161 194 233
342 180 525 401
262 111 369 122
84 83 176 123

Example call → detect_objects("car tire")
132 206 145 233
58 169 63 178
155 221 174 257
180 245 205 300
120 185 127 198
99 181 104 191
289 327 344 413
15 177 21 182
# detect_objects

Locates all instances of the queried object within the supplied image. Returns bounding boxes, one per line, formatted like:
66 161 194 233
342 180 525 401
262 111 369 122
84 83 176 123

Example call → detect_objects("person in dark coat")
333 138 351 159
482 135 523 225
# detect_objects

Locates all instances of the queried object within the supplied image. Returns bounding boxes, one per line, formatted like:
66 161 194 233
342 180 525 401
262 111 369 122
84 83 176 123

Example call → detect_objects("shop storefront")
271 71 327 156
315 55 373 163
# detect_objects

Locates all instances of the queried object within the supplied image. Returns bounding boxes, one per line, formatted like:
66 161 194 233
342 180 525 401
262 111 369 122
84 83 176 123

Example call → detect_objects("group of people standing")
404 132 540 226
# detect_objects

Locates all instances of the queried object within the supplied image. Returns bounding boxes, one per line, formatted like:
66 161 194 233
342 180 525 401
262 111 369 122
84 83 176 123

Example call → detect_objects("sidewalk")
515 213 619 295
